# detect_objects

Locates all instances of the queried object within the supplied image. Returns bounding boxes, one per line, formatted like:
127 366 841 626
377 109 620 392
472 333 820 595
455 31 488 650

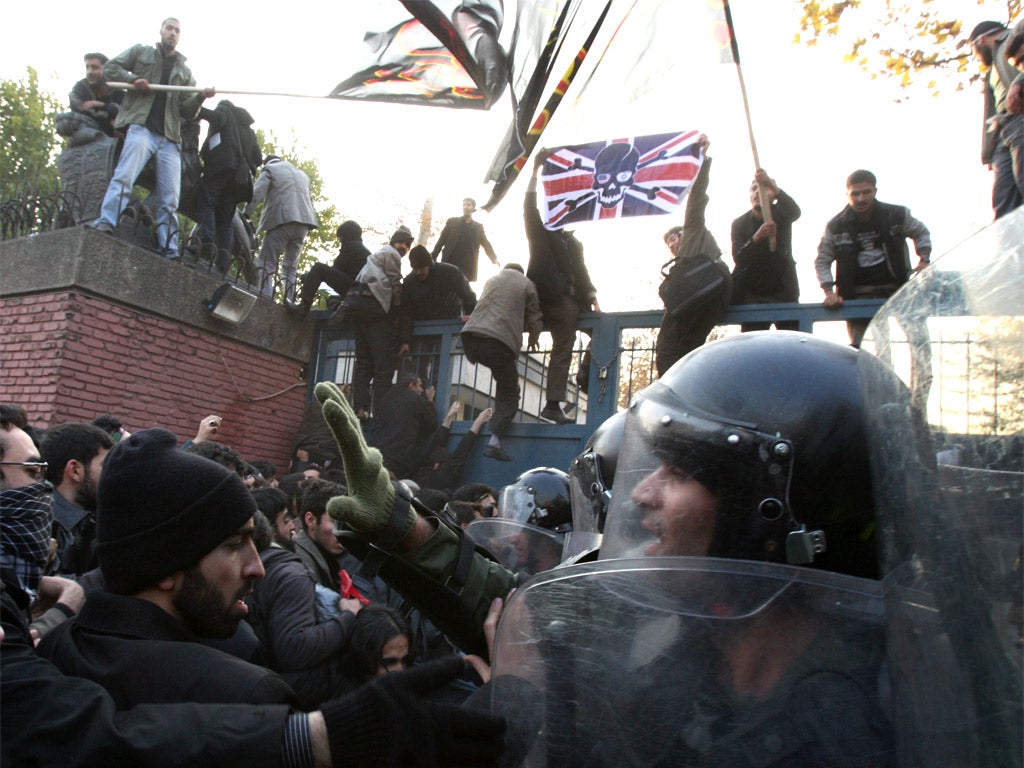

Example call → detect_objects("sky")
1 1 1008 312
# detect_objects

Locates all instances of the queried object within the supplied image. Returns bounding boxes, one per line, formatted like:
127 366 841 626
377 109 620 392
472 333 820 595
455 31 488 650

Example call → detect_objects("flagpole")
107 82 321 99
720 1 776 250
482 0 615 211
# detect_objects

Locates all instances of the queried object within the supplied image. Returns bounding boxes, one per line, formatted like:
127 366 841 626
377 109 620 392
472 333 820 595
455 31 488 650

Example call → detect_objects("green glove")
314 381 412 539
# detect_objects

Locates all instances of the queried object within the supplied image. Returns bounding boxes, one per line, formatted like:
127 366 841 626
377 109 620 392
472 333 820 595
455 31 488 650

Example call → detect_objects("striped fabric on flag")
539 130 705 230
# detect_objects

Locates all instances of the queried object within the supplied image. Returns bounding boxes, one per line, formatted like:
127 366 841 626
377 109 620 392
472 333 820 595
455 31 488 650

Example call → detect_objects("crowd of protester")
7 13 1020 767
1 401 509 766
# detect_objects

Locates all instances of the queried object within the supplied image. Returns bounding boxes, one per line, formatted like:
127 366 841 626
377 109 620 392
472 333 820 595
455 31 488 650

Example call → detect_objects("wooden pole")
721 1 776 250
107 82 320 99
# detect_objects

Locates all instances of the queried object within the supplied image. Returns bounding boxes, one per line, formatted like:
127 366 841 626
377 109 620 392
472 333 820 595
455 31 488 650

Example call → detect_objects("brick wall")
1 290 307 468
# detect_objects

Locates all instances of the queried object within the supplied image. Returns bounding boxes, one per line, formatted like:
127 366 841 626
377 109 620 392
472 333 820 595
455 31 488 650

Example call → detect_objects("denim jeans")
95 125 182 255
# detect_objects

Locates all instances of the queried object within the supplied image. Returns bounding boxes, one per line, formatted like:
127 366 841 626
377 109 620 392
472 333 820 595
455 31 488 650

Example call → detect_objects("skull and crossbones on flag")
538 130 705 230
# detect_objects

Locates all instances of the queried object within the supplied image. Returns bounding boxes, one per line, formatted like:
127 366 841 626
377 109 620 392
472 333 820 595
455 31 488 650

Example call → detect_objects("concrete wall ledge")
0 228 311 361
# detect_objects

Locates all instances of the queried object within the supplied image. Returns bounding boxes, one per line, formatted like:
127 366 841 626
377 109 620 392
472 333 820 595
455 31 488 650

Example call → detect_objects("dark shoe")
484 444 513 462
540 405 573 424
285 301 309 317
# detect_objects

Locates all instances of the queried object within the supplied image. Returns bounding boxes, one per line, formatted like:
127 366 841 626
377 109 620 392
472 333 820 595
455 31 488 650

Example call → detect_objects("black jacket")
525 187 597 309
730 189 801 303
37 590 297 708
247 545 356 709
372 386 438 480
431 217 496 282
198 100 261 202
1 586 289 768
399 262 477 343
332 238 371 281
816 201 931 299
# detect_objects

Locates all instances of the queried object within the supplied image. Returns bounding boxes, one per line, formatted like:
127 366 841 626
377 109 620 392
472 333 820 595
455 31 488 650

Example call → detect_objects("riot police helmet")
602 332 898 579
498 467 573 534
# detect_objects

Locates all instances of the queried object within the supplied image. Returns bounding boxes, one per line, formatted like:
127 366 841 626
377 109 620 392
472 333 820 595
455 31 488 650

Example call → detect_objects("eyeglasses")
473 503 497 517
0 461 48 482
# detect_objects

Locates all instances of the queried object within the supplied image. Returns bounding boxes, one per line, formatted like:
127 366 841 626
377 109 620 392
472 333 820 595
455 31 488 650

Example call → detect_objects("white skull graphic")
592 143 640 207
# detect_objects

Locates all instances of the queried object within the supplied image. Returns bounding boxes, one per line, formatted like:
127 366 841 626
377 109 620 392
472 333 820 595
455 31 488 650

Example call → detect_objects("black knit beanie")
96 428 257 595
390 226 413 245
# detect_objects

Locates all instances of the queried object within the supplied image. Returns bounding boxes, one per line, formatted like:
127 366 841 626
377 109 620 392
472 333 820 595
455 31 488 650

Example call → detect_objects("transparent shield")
860 208 1023 767
481 558 891 768
465 518 566 577
566 454 606 560
498 484 538 526
568 450 605 535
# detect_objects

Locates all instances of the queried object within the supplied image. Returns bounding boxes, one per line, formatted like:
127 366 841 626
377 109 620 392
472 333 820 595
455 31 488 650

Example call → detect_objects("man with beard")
38 428 296 705
40 423 113 576
89 18 215 257
253 487 298 549
970 20 1024 219
815 169 931 348
69 52 123 137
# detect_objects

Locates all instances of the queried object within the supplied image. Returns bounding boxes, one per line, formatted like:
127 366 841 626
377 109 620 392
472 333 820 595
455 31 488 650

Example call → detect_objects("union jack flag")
539 130 705 230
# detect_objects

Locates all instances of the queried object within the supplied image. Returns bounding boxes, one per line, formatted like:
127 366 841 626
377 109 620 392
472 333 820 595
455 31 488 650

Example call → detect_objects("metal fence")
314 317 597 425
0 190 79 240
307 301 895 481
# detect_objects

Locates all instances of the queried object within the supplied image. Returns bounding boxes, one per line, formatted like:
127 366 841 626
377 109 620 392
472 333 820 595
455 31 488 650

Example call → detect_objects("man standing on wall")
89 18 215 257
431 198 499 282
246 155 319 303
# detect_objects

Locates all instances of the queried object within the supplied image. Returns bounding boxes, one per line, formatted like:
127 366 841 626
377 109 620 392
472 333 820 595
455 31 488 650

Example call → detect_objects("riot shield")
466 518 566 577
481 557 893 768
859 208 1023 768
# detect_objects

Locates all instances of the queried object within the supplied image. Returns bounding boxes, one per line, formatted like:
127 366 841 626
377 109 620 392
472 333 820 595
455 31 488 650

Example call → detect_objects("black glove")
320 656 506 768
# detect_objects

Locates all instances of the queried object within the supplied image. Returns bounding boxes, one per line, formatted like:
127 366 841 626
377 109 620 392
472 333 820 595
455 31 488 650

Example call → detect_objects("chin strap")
786 525 827 565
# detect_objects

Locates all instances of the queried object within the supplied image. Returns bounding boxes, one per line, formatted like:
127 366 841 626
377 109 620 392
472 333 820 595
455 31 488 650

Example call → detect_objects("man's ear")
65 459 84 484
156 572 183 593
304 510 316 531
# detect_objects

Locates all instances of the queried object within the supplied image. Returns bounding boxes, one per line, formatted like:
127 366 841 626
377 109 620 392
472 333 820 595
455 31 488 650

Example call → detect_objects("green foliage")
794 0 1022 92
253 129 341 284
974 318 1024 434
0 67 62 199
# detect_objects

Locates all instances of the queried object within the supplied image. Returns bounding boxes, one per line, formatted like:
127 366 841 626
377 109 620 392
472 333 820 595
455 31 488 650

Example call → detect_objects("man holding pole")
729 168 801 331
89 17 215 258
